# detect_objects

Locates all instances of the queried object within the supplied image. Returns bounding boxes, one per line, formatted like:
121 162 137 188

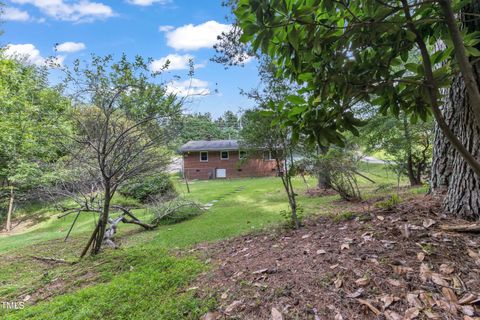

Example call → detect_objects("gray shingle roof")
179 140 240 152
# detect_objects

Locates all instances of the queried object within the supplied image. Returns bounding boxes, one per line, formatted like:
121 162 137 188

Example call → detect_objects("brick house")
179 140 280 180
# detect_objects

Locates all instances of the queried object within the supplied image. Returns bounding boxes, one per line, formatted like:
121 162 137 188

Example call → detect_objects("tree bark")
6 186 14 232
431 2 480 219
91 181 112 255
316 146 332 189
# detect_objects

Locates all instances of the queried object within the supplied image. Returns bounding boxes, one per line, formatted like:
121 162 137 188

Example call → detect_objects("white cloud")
4 43 64 66
3 6 30 21
166 78 210 97
150 53 205 72
158 25 174 32
11 0 114 22
163 20 231 51
128 0 171 6
56 41 86 53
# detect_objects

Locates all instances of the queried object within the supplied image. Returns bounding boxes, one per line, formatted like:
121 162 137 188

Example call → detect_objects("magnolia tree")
58 55 183 256
223 0 480 219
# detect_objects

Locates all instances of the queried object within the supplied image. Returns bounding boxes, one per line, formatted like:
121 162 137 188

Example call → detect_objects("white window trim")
264 150 274 161
200 151 208 162
239 151 247 160
220 150 229 160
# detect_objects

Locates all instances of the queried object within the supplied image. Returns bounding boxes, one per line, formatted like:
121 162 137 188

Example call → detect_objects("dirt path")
194 194 480 319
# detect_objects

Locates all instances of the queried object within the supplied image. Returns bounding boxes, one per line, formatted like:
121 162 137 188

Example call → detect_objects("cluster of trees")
216 0 480 221
0 58 69 231
0 48 193 255
178 110 241 144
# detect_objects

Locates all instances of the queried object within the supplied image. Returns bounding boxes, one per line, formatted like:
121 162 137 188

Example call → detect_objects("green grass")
0 164 426 319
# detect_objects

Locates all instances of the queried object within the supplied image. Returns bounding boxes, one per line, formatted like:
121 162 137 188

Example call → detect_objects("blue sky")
2 0 259 117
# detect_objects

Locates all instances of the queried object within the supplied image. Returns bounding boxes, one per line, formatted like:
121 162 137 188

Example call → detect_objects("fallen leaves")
387 278 402 287
346 288 364 298
355 277 369 286
334 277 343 289
406 293 423 308
431 273 449 287
392 265 413 275
357 298 381 316
224 300 242 314
271 307 283 320
439 263 455 275
417 252 425 261
404 307 420 320
423 219 437 228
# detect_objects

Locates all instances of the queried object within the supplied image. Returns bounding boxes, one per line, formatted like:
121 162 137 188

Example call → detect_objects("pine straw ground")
192 194 480 320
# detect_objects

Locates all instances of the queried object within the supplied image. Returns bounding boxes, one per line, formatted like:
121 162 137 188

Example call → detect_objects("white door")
216 168 226 178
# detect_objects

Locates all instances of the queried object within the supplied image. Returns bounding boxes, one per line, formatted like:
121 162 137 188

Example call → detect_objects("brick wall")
182 150 280 180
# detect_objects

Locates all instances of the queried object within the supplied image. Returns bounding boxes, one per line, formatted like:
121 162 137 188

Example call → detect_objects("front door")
216 168 226 178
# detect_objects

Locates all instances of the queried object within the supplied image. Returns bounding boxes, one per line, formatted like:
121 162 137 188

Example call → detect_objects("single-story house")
179 140 280 179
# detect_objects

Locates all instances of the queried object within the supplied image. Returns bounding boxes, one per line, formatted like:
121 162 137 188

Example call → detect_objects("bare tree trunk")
6 186 14 232
403 114 421 186
92 181 112 255
430 2 480 219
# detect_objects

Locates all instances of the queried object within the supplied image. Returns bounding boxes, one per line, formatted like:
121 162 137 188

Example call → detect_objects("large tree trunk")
430 2 480 219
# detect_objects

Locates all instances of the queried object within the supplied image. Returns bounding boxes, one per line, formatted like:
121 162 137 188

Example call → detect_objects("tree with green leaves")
360 109 434 186
230 0 480 219
178 113 224 143
0 58 69 231
58 55 182 256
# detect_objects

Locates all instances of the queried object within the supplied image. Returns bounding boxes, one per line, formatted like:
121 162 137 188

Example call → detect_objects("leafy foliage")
118 174 176 203
317 148 362 201
148 197 204 226
360 110 433 185
232 0 480 177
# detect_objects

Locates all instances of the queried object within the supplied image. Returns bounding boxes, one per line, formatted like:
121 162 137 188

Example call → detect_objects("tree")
240 109 301 228
430 2 480 219
215 110 240 139
0 58 69 231
60 55 182 256
232 0 480 218
361 110 433 186
178 113 224 143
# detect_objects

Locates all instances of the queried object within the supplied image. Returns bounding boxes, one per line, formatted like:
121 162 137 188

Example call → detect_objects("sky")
1 0 260 118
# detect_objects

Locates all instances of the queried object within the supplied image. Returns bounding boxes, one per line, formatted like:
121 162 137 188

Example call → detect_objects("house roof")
179 140 240 152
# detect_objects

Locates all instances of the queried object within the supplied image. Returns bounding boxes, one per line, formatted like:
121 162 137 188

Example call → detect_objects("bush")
119 173 176 203
317 148 362 201
376 194 402 209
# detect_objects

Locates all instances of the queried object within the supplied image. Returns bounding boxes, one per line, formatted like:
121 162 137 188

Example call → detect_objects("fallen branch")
31 256 76 265
353 170 376 184
439 223 480 233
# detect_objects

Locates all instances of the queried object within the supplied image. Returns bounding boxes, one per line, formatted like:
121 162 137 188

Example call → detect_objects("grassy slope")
0 164 424 319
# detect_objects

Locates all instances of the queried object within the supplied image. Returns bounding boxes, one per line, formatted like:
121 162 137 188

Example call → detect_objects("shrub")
119 173 176 203
376 194 402 210
317 148 362 201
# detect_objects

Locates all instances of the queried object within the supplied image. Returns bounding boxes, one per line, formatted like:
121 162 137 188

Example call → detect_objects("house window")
200 151 208 162
239 151 247 159
263 151 274 160
220 151 229 160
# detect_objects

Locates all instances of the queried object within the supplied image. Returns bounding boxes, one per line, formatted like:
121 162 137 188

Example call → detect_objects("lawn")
0 164 425 319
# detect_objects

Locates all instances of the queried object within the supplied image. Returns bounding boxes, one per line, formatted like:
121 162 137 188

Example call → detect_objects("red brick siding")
182 151 280 179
